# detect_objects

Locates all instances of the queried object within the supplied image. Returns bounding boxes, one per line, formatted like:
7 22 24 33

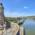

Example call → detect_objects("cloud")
24 6 28 8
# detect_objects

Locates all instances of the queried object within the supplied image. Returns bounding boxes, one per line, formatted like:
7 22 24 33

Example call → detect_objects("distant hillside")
5 16 35 22
5 16 35 25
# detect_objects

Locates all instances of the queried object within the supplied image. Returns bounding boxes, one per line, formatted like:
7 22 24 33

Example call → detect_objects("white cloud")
24 6 28 8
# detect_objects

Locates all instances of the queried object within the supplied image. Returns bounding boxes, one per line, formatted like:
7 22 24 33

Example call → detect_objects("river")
22 19 35 35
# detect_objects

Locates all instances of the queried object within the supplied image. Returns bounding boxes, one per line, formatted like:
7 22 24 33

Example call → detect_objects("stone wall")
20 27 23 35
3 22 23 35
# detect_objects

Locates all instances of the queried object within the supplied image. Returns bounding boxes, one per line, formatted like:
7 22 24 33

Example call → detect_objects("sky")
2 0 35 17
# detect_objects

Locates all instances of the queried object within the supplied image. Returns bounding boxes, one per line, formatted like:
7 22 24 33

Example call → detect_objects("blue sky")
3 0 35 17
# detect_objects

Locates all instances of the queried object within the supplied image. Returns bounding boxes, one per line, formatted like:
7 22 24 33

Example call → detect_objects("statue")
0 1 4 35
0 3 4 30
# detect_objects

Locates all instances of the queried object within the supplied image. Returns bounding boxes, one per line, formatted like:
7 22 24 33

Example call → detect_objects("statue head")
0 3 4 13
0 3 3 8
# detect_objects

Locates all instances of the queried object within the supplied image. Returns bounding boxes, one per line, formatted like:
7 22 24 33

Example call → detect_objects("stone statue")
0 3 4 30
0 2 4 35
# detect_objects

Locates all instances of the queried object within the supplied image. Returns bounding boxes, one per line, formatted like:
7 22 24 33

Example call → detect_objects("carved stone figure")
0 3 4 35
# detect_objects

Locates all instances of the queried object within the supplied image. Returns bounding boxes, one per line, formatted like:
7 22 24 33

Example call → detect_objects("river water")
22 19 35 35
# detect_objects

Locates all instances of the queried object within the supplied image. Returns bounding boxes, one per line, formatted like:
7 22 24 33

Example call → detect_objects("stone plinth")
20 27 23 35
0 30 3 35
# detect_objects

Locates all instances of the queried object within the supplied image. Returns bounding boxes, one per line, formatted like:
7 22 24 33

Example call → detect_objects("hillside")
5 16 35 21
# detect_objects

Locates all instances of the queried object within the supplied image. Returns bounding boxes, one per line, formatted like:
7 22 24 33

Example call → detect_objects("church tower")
0 3 4 30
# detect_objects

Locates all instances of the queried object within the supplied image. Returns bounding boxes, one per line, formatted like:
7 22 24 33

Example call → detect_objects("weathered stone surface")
0 3 4 30
3 22 23 35
0 3 4 35
3 22 19 35
20 27 23 35
0 30 3 35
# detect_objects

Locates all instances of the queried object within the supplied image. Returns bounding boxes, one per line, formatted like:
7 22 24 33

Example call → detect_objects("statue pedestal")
0 30 3 35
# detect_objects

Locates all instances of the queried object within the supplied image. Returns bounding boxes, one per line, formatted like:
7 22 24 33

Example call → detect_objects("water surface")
22 19 35 35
